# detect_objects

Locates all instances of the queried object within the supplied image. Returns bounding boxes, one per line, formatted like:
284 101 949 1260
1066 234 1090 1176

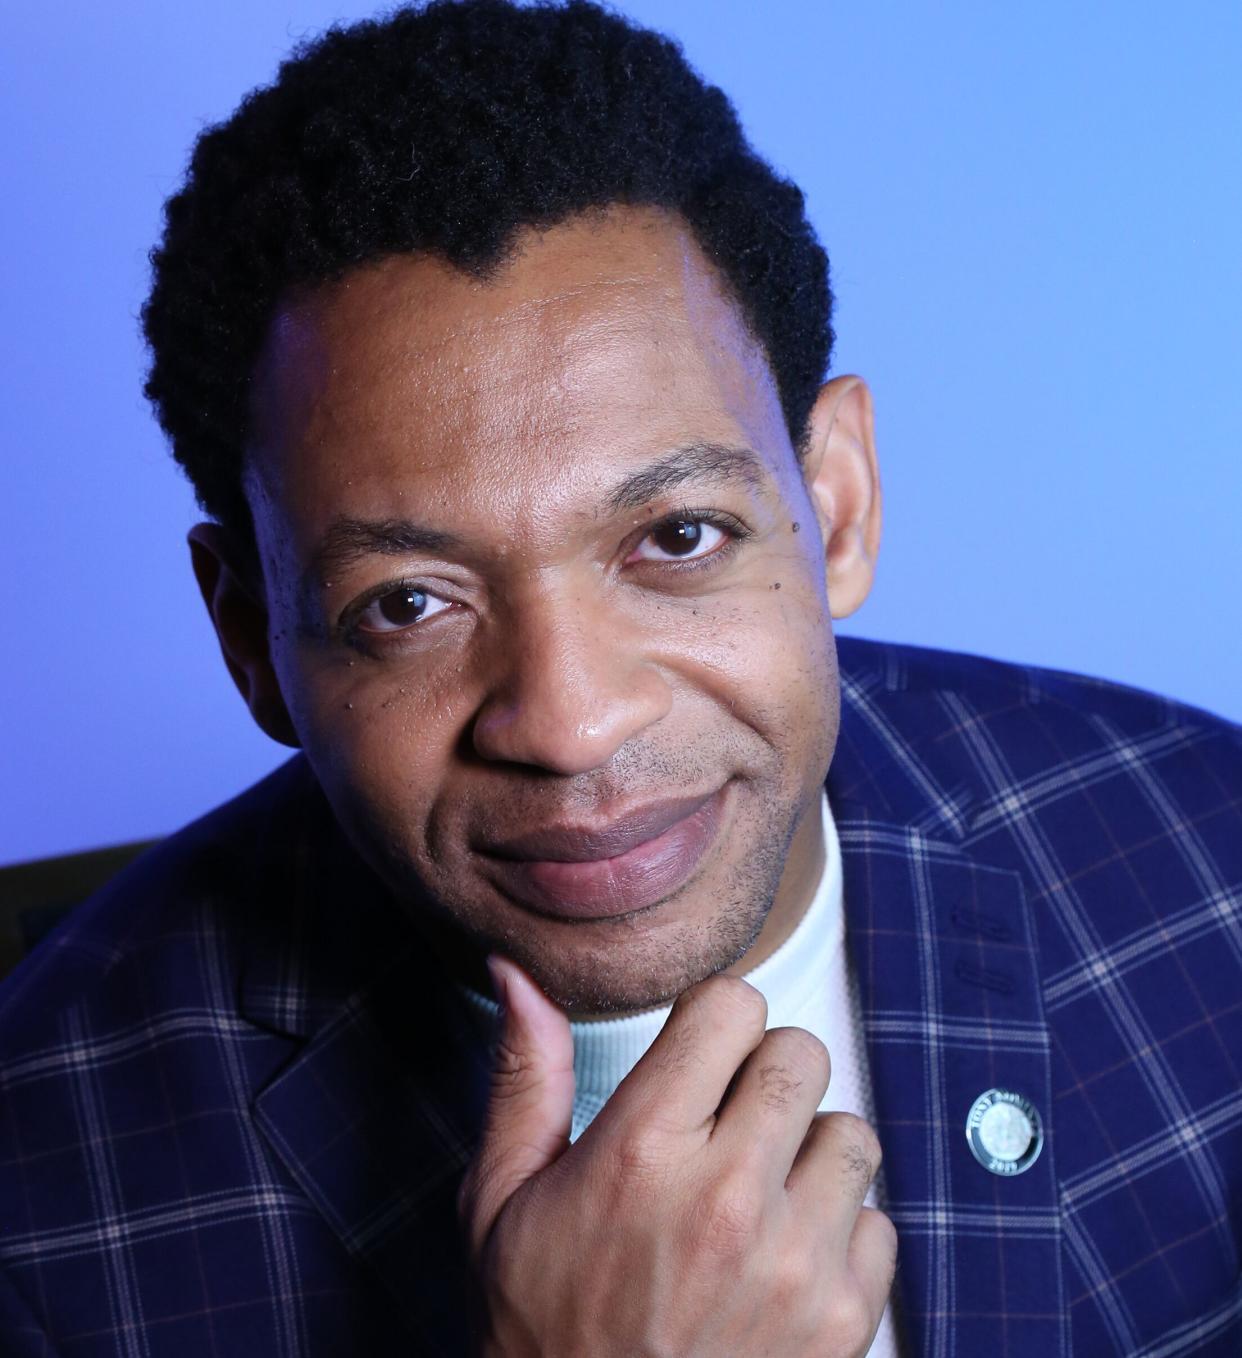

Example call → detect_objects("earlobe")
187 523 301 748
802 375 882 619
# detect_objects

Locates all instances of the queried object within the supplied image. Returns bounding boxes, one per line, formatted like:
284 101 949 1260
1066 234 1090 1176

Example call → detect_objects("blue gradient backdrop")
3 2 1239 864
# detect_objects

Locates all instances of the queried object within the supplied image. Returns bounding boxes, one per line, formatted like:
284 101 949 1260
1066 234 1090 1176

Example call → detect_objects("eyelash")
339 506 752 645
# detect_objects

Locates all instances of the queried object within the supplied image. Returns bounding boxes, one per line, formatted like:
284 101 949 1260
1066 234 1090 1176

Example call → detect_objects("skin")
190 202 881 1017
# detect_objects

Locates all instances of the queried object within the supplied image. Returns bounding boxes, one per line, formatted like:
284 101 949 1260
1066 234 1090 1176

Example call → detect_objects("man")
1 2 1239 1355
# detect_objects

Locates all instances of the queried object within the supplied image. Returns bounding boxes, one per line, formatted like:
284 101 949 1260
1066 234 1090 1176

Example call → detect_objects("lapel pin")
966 1088 1044 1176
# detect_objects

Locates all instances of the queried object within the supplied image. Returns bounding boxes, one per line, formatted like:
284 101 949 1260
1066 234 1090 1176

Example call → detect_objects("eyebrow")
303 440 768 589
604 442 767 514
304 519 464 592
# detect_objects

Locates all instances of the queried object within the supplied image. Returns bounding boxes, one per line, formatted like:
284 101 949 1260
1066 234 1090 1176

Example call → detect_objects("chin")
341 760 805 1013
492 850 781 1016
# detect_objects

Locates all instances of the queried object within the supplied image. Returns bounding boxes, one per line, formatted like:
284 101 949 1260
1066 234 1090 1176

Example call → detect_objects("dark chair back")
0 842 155 979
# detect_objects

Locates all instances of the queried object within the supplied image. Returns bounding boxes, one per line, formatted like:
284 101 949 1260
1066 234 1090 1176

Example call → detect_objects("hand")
456 955 897 1357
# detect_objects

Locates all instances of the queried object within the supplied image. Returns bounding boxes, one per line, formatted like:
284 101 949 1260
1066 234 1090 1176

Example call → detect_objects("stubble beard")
335 732 817 1016
465 785 802 1016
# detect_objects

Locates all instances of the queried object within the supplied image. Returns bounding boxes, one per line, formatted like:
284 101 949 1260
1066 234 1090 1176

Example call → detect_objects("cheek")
648 552 836 762
270 635 470 843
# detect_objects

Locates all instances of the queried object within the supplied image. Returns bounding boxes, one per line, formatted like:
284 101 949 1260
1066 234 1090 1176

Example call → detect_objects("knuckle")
753 1061 804 1114
858 1206 899 1264
762 1026 830 1084
824 1112 883 1176
820 1288 874 1352
767 1244 815 1308
488 1035 536 1095
611 1127 672 1190
697 1176 763 1258
871 1205 898 1245
681 973 767 1031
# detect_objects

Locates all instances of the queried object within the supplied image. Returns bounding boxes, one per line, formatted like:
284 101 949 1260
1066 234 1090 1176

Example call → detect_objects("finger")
458 954 575 1256
592 974 769 1140
784 1111 883 1242
846 1206 899 1324
709 1026 831 1184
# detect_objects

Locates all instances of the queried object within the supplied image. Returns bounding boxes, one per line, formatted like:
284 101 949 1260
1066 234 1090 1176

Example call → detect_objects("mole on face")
246 206 842 1016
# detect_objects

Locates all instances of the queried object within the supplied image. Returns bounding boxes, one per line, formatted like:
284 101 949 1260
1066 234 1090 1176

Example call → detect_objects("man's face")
238 205 852 1014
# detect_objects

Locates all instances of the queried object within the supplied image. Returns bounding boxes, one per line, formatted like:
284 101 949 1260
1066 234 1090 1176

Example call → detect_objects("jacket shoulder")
832 635 1242 830
837 633 1235 733
0 757 319 1058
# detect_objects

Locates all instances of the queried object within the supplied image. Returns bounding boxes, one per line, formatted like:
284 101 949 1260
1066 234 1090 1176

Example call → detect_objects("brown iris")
376 586 428 626
651 520 702 556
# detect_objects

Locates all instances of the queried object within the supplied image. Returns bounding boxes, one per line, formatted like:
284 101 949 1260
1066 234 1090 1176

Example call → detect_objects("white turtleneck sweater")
459 793 900 1357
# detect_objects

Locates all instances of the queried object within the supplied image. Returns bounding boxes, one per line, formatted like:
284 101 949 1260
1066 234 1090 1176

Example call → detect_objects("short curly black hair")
143 0 833 543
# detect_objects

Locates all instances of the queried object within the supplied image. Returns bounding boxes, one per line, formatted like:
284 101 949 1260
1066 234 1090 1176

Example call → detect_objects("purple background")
3 2 1239 865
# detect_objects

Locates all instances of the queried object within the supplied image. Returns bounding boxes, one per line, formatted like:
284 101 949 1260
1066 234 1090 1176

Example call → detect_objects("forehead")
246 205 791 541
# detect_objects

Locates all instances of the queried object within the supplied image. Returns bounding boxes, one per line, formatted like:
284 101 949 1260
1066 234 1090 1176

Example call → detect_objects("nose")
470 586 673 774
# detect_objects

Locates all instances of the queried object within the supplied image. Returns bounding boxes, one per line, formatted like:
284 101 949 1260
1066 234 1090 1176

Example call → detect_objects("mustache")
461 734 764 834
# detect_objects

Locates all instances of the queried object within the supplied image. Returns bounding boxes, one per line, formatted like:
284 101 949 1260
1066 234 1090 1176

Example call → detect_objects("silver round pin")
965 1088 1043 1176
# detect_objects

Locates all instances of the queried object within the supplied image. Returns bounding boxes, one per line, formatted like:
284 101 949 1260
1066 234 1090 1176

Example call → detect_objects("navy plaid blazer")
1 637 1240 1356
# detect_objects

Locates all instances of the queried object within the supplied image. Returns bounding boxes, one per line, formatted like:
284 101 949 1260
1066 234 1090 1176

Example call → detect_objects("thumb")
459 953 575 1254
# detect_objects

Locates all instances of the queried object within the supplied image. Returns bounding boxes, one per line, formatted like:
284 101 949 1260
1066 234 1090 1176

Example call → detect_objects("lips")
484 792 717 862
478 786 729 921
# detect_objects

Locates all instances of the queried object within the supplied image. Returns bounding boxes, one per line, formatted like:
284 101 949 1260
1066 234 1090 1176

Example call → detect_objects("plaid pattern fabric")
830 640 1242 1357
0 636 1239 1356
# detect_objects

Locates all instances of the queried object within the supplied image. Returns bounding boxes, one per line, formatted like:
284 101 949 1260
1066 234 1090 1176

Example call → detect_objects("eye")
629 517 728 563
352 584 452 635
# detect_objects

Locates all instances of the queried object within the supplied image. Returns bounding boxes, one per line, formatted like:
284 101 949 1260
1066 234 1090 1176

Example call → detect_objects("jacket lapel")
238 674 1072 1358
227 758 489 1352
250 951 488 1353
831 671 1068 1358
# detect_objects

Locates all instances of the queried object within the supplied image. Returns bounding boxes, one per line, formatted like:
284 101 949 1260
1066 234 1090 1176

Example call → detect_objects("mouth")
478 784 730 921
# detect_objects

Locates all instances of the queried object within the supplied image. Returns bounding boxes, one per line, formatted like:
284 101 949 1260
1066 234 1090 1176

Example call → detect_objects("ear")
187 523 300 748
800 374 882 619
